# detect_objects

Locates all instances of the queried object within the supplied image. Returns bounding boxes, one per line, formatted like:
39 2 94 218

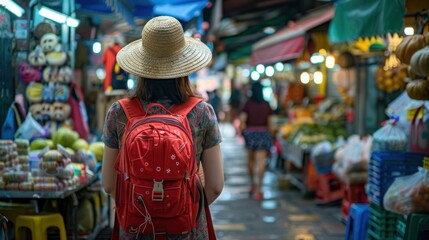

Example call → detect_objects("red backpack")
114 97 215 239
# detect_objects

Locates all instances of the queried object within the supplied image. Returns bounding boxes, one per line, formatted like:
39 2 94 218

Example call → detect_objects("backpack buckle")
152 180 164 201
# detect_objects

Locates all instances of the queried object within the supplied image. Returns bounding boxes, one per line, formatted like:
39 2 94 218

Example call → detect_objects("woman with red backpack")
101 16 224 239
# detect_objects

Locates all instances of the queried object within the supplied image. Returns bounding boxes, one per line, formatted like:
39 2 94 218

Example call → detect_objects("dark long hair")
250 81 265 103
131 76 199 104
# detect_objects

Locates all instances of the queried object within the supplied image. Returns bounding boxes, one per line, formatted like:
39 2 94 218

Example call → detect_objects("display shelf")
0 175 98 199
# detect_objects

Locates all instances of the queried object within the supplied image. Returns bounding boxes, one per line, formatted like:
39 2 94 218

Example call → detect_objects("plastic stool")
404 213 429 240
15 213 67 240
345 203 369 240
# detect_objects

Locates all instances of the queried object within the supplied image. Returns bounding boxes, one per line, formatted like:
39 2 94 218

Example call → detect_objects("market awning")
76 0 208 27
153 0 208 22
251 5 334 65
328 0 406 43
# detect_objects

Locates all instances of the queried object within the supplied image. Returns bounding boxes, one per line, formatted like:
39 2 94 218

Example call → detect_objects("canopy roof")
251 5 334 65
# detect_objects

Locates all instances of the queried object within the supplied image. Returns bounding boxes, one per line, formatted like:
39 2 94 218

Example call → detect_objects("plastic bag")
333 135 371 182
14 113 45 140
384 167 429 215
372 119 407 152
311 141 332 159
409 106 429 155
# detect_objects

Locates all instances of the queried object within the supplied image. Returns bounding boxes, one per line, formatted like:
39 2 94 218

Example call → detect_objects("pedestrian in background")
239 81 274 200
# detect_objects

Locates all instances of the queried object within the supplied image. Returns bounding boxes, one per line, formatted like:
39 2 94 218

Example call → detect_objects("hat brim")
116 36 212 79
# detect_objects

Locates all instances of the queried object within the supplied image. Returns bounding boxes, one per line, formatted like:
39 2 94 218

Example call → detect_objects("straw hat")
116 16 212 79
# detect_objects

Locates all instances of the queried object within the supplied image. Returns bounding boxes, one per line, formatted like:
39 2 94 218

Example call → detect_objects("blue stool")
345 203 369 240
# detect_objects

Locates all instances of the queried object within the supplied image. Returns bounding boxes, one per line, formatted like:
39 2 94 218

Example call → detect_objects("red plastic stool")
315 173 343 204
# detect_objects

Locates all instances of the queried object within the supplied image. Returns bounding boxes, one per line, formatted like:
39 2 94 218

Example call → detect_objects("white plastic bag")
372 120 407 152
384 167 429 215
14 113 45 140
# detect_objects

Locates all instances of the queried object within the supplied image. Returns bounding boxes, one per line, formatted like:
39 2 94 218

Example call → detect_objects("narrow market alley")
212 123 346 240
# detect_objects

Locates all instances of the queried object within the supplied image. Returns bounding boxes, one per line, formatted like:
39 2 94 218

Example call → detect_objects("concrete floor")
212 124 346 240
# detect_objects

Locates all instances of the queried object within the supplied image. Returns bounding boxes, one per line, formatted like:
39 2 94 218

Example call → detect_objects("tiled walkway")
213 124 346 240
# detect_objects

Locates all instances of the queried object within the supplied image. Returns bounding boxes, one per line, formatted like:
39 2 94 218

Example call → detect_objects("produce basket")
368 151 425 206
311 151 335 174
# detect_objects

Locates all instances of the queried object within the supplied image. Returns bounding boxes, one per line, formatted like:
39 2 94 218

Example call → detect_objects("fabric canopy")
328 0 406 43
251 5 334 65
76 0 208 26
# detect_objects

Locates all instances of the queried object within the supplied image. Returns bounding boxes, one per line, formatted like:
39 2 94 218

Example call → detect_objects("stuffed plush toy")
52 102 71 121
26 82 43 103
46 44 68 66
18 61 41 84
41 103 53 122
40 33 58 53
54 83 70 102
28 46 47 67
29 103 44 123
57 66 73 83
41 83 55 102
43 66 59 83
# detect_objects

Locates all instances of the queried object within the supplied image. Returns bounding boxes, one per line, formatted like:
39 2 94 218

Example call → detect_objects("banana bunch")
354 36 385 52
375 65 407 93
26 82 43 102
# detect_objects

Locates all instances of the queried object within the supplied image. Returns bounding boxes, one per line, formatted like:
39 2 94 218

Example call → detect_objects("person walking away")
101 16 224 239
239 81 274 200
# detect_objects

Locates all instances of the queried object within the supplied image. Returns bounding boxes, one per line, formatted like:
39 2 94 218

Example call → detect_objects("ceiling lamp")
404 27 414 36
0 0 25 17
300 72 310 84
251 71 260 81
314 71 323 84
38 6 80 27
256 64 265 74
263 26 276 35
325 55 335 69
265 66 274 77
275 62 284 71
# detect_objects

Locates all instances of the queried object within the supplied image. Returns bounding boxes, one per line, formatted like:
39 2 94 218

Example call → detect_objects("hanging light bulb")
325 55 335 69
274 62 284 71
314 71 323 84
251 71 260 81
265 66 274 77
300 72 310 84
256 64 265 74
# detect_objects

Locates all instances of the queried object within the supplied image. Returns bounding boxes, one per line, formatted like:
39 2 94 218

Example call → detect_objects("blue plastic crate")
368 151 425 206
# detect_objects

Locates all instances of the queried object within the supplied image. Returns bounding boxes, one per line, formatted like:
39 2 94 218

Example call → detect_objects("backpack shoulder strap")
118 97 146 120
171 97 202 116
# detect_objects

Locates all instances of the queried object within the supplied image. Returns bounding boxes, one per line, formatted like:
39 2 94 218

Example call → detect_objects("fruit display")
374 65 407 93
89 142 105 162
52 127 79 148
288 122 348 146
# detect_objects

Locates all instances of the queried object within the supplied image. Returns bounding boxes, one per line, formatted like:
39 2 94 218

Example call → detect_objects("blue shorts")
242 129 273 151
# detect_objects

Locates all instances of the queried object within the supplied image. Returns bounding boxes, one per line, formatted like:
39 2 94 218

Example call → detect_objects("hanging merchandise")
374 65 407 93
395 34 427 65
101 42 128 92
409 46 429 77
34 20 56 40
